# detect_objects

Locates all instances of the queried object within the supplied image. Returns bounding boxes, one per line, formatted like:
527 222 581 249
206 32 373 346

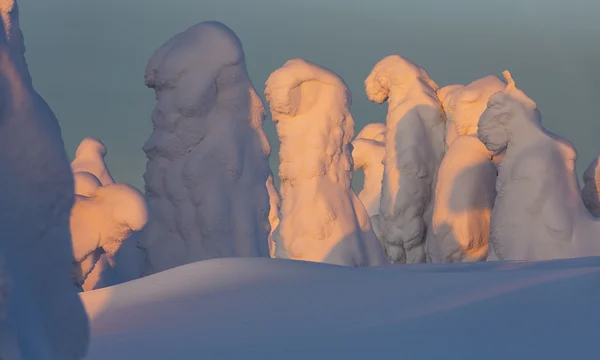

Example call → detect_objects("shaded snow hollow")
81 256 600 360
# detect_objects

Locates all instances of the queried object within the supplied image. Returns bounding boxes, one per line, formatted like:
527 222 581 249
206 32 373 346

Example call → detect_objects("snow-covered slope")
81 256 600 360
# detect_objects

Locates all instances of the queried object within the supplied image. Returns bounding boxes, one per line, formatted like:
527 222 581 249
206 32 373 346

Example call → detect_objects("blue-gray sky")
19 0 600 190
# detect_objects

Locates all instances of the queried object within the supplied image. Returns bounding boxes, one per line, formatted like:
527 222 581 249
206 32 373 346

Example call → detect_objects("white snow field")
81 256 600 360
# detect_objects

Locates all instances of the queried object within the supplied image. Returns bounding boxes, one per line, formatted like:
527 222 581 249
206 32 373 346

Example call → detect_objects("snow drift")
365 55 446 264
266 58 385 266
140 21 272 275
351 123 387 245
0 1 89 358
427 76 505 263
582 156 600 217
478 71 600 261
81 256 600 360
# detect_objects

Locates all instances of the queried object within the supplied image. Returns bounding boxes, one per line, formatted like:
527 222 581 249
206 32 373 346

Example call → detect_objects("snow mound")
71 138 115 186
81 256 600 360
582 156 600 217
265 58 385 266
478 71 600 261
0 1 89 358
141 21 272 275
427 76 505 263
365 55 446 264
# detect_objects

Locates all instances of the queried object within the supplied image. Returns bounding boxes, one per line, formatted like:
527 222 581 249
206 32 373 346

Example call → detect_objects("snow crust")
479 71 600 261
81 256 600 360
427 76 505 263
365 55 446 264
582 156 600 217
140 21 272 275
0 1 89 358
351 123 386 245
266 58 385 266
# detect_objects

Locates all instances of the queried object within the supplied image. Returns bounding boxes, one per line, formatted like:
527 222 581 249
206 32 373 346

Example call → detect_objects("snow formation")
140 21 272 274
478 71 600 261
365 55 446 264
438 84 463 148
351 123 387 245
70 138 115 186
0 1 89 358
427 76 505 263
266 174 281 258
266 58 385 266
582 156 600 217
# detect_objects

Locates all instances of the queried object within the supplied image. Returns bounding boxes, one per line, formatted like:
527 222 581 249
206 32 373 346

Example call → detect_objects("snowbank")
582 156 600 217
266 58 385 266
427 76 505 263
0 1 89 358
352 123 387 245
141 21 272 274
478 71 600 261
81 256 600 360
365 55 446 264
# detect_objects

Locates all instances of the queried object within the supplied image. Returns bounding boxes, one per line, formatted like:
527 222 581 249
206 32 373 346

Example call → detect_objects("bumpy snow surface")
81 256 600 360
266 58 385 266
0 1 89 359
141 21 272 274
365 55 446 264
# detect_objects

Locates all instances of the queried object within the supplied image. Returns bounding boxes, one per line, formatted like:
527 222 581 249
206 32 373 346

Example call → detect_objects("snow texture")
438 84 463 148
81 256 600 360
266 58 385 266
478 71 600 261
365 55 446 264
0 1 89 358
427 76 505 263
140 21 272 275
351 123 386 246
582 156 600 217
70 138 148 291
266 174 281 258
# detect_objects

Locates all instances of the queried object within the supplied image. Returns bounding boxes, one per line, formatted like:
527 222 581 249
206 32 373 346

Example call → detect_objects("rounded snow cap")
75 137 107 158
500 70 536 108
355 123 387 143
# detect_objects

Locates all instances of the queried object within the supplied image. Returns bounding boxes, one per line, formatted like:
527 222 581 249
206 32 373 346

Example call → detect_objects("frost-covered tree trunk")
0 1 89 359
266 58 386 267
140 21 272 274
365 55 446 264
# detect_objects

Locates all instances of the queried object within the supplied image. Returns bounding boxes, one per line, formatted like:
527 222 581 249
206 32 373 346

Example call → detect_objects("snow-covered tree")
70 138 147 291
365 55 446 264
351 123 386 247
70 182 148 288
478 71 600 261
582 156 600 217
426 76 505 263
266 58 386 266
140 21 272 274
0 1 89 358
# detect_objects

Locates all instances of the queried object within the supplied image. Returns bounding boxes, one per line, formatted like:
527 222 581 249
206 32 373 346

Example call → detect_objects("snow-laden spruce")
582 156 600 217
140 21 272 274
479 71 600 261
265 58 386 266
365 55 446 264
426 76 505 263
71 138 147 291
0 1 89 358
351 123 387 247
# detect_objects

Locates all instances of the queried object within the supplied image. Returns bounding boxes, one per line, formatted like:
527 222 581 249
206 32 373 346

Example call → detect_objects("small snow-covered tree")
70 138 147 291
265 58 386 266
478 71 600 261
140 21 272 274
0 1 89 358
365 55 446 264
351 123 386 247
582 156 600 217
426 76 505 263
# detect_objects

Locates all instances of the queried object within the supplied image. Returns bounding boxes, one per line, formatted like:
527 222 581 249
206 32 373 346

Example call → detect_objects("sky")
19 0 600 191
